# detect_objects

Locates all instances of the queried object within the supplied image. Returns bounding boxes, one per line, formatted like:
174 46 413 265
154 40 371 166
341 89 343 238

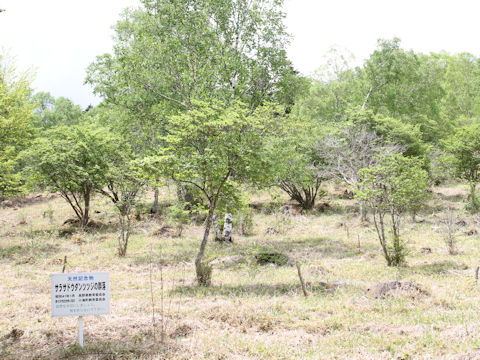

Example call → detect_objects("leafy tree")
86 0 302 210
443 124 480 211
442 53 480 122
350 107 428 159
355 153 429 266
0 55 35 200
32 92 83 130
87 0 294 112
142 101 282 284
268 119 324 210
22 124 123 227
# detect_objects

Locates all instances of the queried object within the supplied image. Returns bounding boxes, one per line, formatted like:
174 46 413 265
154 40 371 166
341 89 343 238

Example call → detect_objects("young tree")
317 123 404 220
22 124 122 227
0 55 35 200
100 161 145 256
355 153 429 266
142 101 282 284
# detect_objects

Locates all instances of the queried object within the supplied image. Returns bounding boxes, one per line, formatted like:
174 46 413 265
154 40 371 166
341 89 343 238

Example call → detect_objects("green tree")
356 153 429 266
22 124 123 227
0 55 35 200
32 92 83 130
142 101 282 284
268 119 325 210
442 53 480 122
87 0 301 213
443 124 480 211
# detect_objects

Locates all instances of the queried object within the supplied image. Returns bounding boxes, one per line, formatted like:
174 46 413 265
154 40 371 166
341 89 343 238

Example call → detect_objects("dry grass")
2 184 480 359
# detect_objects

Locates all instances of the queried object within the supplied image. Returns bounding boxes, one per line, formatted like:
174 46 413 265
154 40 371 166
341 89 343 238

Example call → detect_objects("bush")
255 251 290 266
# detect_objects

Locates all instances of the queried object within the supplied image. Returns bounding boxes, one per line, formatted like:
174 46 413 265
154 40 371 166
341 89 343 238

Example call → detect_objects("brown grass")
2 184 480 359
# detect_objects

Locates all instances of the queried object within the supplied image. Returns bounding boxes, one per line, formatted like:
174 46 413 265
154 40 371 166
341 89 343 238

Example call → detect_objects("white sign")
51 272 110 317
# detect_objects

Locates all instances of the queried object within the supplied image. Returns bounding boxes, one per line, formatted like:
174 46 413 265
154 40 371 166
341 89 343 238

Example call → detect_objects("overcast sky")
1 0 479 108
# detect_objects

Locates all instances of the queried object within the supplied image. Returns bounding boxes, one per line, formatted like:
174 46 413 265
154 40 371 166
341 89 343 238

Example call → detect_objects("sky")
0 0 480 109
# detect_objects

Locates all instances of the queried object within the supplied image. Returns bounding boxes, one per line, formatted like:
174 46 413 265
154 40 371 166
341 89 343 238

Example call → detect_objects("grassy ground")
2 183 480 359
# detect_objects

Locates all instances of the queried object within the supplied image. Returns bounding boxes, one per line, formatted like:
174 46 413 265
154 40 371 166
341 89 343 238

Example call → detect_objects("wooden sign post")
51 272 110 347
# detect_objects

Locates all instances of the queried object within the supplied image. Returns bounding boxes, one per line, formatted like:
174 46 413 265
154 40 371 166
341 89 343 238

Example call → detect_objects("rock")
367 281 426 299
209 255 245 266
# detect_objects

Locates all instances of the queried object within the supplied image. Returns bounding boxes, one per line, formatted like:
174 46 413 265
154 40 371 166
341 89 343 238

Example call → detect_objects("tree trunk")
212 211 224 241
470 183 479 212
82 189 91 228
151 187 159 214
359 200 368 222
118 212 131 257
195 200 216 280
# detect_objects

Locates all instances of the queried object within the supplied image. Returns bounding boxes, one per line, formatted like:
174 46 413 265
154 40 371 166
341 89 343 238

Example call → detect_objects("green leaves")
0 55 35 199
443 124 480 184
356 153 429 214
142 101 282 201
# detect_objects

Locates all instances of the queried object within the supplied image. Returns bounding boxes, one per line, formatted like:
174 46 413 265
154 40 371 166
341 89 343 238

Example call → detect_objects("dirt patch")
367 281 428 299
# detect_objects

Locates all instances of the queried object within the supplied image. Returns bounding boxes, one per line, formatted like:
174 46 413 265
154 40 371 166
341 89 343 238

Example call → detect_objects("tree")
32 92 83 130
443 124 480 211
142 101 282 284
442 53 480 122
355 153 429 266
22 124 122 227
100 160 145 256
269 119 324 210
0 55 35 200
317 123 404 220
86 0 301 210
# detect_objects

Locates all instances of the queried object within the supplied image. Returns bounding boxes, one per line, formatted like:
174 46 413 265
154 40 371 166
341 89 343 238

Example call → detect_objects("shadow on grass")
408 260 468 275
266 237 377 260
0 242 60 261
171 281 345 298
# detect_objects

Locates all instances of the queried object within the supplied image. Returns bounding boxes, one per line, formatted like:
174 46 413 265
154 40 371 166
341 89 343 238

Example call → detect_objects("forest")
2 0 480 359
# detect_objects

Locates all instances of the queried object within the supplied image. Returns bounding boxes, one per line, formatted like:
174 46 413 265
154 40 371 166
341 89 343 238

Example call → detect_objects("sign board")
51 272 110 317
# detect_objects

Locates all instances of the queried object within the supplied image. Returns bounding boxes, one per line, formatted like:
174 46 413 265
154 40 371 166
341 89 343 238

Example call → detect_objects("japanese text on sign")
51 272 110 317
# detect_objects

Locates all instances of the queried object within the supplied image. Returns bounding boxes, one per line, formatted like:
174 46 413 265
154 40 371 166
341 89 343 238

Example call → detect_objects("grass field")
2 184 480 359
